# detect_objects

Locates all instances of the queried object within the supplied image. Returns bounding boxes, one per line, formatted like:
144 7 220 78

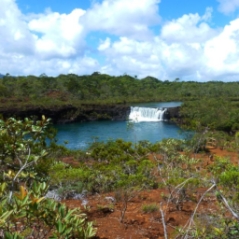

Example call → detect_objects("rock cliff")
0 104 180 124
0 104 131 124
163 106 181 121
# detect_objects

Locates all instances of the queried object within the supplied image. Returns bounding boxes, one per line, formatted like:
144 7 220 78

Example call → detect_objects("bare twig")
218 192 239 220
120 189 135 223
9 146 31 202
119 187 142 223
182 183 216 239
164 177 193 209
160 202 168 239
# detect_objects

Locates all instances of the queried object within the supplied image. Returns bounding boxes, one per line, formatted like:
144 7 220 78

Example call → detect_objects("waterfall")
129 107 167 122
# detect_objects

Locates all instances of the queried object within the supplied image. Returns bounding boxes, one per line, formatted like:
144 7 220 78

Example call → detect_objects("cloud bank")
1 0 239 81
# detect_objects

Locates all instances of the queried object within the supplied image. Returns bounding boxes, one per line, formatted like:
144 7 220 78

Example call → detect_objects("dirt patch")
62 148 238 239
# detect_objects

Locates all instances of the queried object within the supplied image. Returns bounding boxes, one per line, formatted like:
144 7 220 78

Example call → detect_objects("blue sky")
1 0 239 81
17 0 92 14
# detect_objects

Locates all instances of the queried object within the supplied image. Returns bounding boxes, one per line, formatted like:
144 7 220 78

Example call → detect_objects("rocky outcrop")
0 104 181 124
0 104 131 124
68 104 131 124
163 106 181 121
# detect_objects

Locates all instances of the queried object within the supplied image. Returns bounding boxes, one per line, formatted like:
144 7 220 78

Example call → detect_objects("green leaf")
0 210 13 224
55 220 66 234
4 232 23 239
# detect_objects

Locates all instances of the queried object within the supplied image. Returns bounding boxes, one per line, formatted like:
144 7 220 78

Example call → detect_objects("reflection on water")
55 121 186 150
131 102 182 108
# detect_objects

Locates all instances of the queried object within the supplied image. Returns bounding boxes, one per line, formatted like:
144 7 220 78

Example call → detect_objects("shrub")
0 116 96 238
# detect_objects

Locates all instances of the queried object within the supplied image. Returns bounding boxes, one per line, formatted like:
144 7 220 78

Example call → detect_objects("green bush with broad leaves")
0 116 96 238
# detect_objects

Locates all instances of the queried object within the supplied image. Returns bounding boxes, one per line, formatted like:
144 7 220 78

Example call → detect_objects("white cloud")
204 18 239 76
1 0 161 76
28 9 86 58
98 8 239 81
0 54 99 76
165 14 239 81
0 0 97 75
82 0 161 40
0 0 35 55
98 37 186 79
217 0 239 14
161 8 216 43
98 38 111 51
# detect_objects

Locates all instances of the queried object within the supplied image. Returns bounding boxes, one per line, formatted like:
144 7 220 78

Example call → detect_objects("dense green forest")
1 73 239 104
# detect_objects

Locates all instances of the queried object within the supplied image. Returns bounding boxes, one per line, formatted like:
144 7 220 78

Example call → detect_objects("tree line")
1 73 239 104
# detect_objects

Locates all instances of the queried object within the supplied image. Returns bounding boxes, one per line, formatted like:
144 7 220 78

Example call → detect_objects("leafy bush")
0 117 96 238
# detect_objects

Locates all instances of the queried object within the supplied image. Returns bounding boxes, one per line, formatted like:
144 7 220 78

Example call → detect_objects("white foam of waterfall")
129 107 167 122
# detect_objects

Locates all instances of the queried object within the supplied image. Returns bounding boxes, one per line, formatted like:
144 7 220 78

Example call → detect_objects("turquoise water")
131 102 182 108
55 102 185 150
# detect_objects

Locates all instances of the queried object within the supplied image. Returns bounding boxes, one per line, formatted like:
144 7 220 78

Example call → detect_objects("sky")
1 0 239 81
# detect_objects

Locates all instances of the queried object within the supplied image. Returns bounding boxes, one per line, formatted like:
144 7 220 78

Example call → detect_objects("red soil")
62 148 238 239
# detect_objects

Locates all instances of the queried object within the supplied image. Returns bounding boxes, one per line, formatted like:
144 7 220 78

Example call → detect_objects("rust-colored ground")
62 148 238 239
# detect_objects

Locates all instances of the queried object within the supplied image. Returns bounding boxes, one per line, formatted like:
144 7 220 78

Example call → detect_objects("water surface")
55 120 185 150
55 102 185 150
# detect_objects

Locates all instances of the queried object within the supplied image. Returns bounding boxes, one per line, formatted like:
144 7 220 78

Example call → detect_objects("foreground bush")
0 117 96 238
